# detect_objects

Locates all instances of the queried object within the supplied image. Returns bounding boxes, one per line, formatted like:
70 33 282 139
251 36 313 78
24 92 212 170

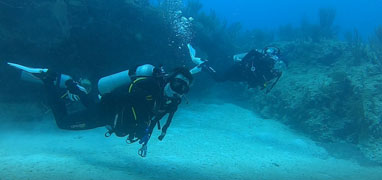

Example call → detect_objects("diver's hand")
67 90 81 101
158 132 166 141
63 86 87 101
61 90 81 101
64 80 89 101
138 144 148 157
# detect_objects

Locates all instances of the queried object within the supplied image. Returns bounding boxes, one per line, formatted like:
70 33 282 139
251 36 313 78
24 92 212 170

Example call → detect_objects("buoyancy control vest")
240 50 282 90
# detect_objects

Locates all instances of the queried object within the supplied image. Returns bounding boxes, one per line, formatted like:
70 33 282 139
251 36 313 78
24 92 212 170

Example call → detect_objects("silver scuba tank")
97 70 131 95
97 64 155 95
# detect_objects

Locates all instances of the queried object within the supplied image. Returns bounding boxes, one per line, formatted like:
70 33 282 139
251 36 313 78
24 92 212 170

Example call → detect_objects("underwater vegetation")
345 29 368 66
277 7 337 43
0 0 189 78
370 26 382 67
1 0 382 164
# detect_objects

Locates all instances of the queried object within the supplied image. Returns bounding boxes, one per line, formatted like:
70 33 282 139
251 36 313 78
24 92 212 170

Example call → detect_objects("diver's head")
263 46 281 56
79 78 92 93
164 67 193 98
262 46 287 72
263 46 281 58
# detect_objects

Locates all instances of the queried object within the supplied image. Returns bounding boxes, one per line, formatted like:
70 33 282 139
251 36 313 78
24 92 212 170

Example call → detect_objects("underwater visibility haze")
1 0 382 179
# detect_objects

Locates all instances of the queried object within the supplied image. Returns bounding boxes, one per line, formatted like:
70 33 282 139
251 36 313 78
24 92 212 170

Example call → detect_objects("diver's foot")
158 132 166 141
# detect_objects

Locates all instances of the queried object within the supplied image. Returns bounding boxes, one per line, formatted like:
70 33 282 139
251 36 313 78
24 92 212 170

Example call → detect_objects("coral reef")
248 39 382 163
370 26 382 67
345 29 368 65
318 8 337 39
0 0 187 96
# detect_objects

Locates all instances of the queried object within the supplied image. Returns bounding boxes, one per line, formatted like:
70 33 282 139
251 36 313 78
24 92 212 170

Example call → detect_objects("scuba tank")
98 69 131 95
97 64 155 95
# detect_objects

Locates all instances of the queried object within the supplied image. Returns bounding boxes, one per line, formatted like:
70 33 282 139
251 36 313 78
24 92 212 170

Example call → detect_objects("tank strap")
128 77 147 93
131 106 137 121
121 76 150 144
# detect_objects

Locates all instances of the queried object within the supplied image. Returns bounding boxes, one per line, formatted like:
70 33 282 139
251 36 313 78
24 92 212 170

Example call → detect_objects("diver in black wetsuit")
8 63 193 157
152 96 182 141
137 68 193 156
188 45 286 93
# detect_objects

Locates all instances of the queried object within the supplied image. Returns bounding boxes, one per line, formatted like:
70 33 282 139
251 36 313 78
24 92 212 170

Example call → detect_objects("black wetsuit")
44 73 162 141
147 96 181 140
205 50 282 89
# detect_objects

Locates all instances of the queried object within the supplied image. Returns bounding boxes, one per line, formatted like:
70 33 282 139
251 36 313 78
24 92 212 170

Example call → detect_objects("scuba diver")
188 44 286 93
7 63 193 157
138 73 189 156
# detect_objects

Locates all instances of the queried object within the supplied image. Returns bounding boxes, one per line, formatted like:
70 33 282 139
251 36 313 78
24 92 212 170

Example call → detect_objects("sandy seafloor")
1 100 382 180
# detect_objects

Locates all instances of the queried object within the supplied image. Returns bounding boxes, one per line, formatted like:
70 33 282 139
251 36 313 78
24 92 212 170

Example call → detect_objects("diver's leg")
43 73 109 130
112 104 151 140
58 104 111 130
8 63 104 130
41 70 105 130
42 71 70 128
10 62 93 107
131 105 152 140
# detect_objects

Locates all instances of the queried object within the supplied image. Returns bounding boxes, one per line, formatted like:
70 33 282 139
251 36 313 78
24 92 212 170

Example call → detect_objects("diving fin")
8 62 72 89
187 44 204 65
190 66 202 74
8 62 48 74
8 62 49 84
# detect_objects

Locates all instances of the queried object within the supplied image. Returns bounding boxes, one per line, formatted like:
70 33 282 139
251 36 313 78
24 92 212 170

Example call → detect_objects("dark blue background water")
201 0 381 37
153 0 381 37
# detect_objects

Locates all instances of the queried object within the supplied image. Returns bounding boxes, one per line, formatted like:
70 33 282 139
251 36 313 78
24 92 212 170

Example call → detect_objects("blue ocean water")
1 0 382 179
195 0 381 37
